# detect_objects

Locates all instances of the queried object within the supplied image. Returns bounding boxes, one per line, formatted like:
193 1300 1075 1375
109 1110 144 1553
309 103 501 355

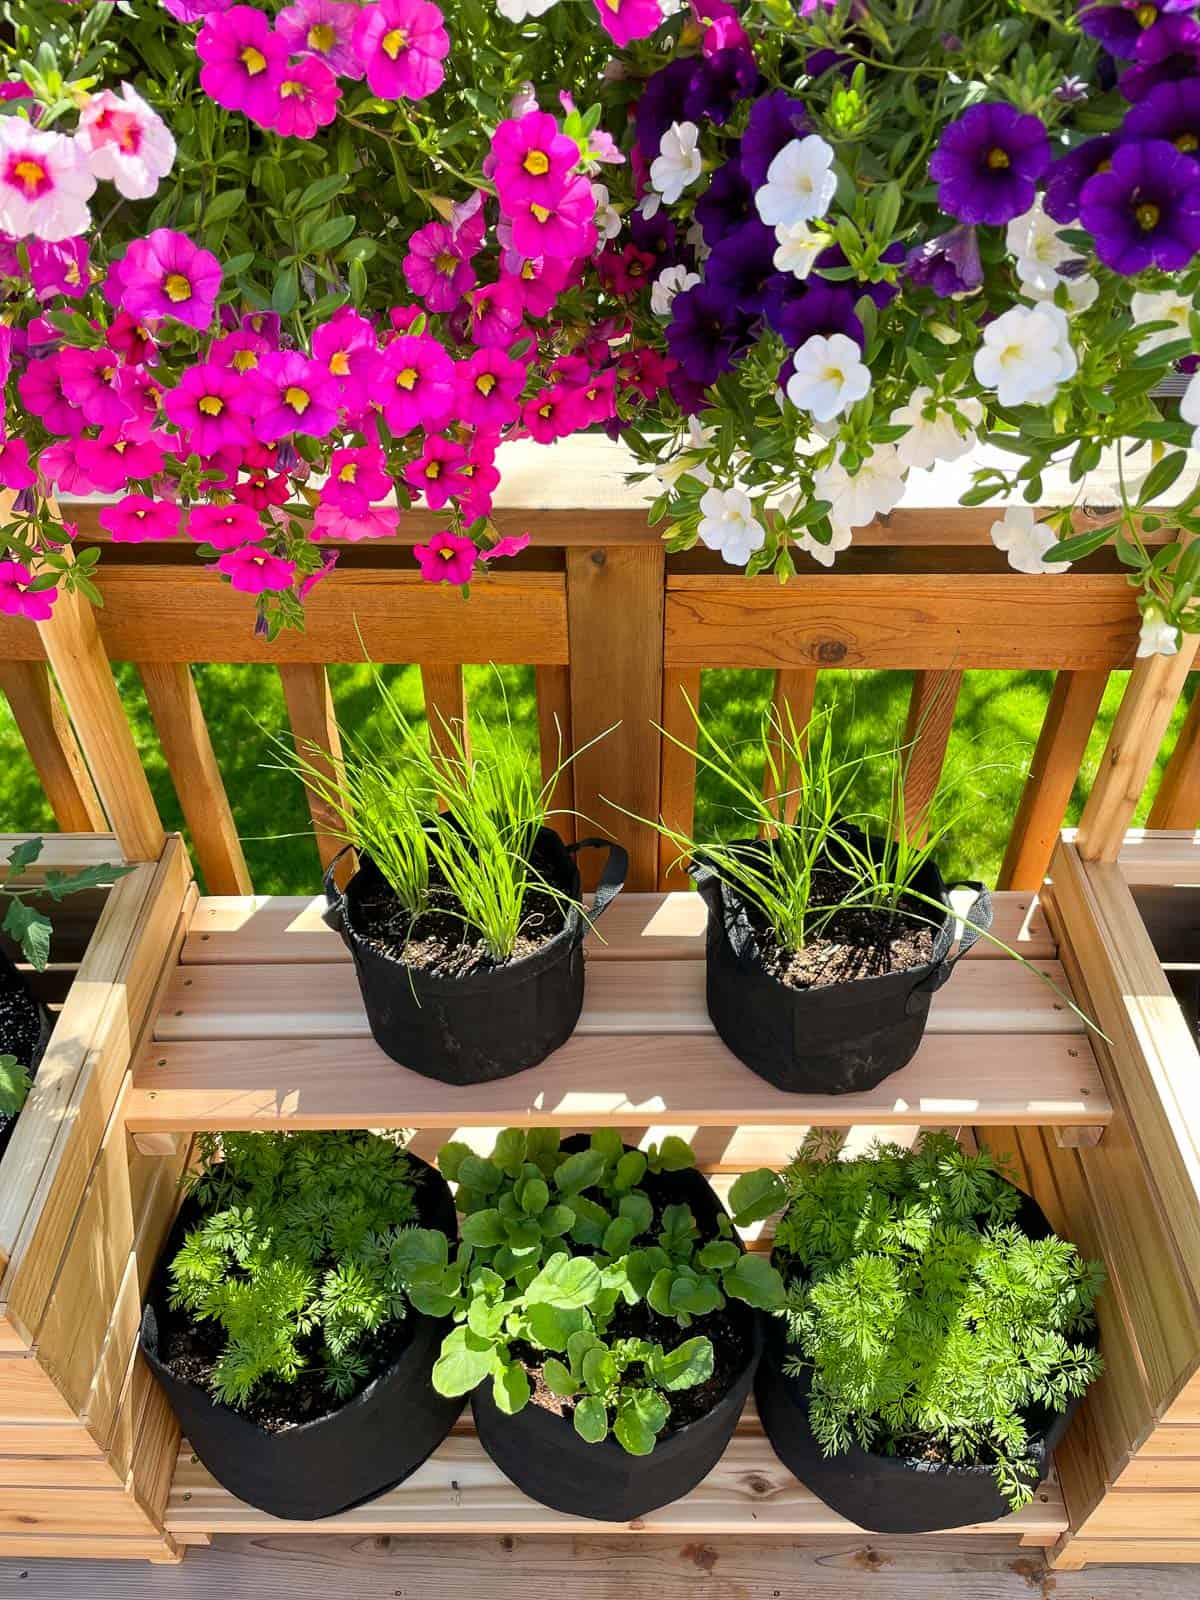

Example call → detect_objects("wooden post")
35 584 165 862
998 669 1109 891
900 668 963 842
1077 640 1200 863
763 668 818 824
658 668 701 891
279 664 347 876
566 546 664 890
1148 680 1200 829
0 662 106 833
420 664 468 766
138 663 252 895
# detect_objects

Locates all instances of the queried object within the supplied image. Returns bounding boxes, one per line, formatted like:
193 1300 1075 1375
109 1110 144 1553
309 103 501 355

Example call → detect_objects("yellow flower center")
65 260 81 285
339 462 358 482
523 149 551 176
285 386 311 413
1135 3 1158 25
233 349 259 373
382 27 408 57
439 545 456 559
426 461 441 479
13 159 46 193
539 403 553 417
281 78 306 98
308 22 336 49
395 367 419 390
164 272 192 303
240 45 268 74
530 203 551 223
475 372 497 395
434 250 458 275
1178 132 1199 153
329 350 351 376
113 440 128 454
198 395 224 417
1135 201 1161 231
985 147 1010 170
521 260 536 280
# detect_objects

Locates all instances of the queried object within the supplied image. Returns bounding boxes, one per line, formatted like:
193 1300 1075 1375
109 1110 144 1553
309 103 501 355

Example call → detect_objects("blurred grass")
0 663 1187 893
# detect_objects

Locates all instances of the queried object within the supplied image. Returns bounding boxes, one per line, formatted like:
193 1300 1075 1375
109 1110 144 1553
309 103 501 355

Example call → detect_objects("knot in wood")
816 639 847 664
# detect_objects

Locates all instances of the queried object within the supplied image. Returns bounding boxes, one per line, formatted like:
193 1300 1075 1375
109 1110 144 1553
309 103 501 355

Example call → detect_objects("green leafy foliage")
428 1128 784 1454
168 1131 426 1410
0 838 132 971
0 1055 31 1118
761 1132 1106 1509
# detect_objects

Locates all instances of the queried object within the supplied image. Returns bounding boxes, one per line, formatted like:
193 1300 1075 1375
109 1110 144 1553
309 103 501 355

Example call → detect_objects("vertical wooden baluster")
138 662 252 894
0 662 106 833
998 669 1109 891
762 668 818 825
1148 680 1200 829
900 668 963 842
1078 640 1200 862
420 664 468 766
279 664 347 878
658 669 701 891
535 665 575 842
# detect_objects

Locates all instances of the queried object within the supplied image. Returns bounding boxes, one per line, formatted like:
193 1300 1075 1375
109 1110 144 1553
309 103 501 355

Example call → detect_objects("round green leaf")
432 1326 495 1397
460 1209 506 1248
541 1358 578 1398
493 1359 532 1415
574 1394 609 1445
525 1254 602 1310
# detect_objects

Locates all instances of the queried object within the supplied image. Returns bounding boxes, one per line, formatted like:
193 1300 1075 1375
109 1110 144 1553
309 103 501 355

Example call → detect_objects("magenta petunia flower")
455 348 527 429
197 5 289 124
163 363 253 456
189 501 266 548
403 434 466 510
216 545 297 593
492 112 580 210
414 528 477 584
269 54 341 138
162 0 236 20
521 383 587 444
298 549 340 599
312 503 400 541
40 440 102 494
486 532 531 561
324 444 392 514
99 495 181 543
500 252 575 318
377 334 456 432
352 0 450 102
456 453 501 523
928 102 1051 226
0 560 54 621
107 311 159 366
465 279 526 349
18 358 86 438
508 174 597 260
312 307 378 409
57 345 132 429
402 220 477 311
591 0 663 48
251 352 341 441
0 436 35 491
76 431 167 493
277 0 364 76
210 327 272 376
27 237 89 299
113 228 222 329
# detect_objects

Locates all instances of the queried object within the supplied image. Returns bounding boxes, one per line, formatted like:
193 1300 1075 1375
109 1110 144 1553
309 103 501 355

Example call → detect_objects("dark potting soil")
745 863 935 990
0 955 46 1163
355 880 568 979
157 1303 415 1434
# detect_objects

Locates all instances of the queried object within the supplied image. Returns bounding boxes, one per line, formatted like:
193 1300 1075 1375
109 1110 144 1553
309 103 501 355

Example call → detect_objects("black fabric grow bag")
0 947 53 1168
472 1151 764 1522
140 1152 465 1521
755 1191 1092 1533
323 826 627 1086
691 834 993 1095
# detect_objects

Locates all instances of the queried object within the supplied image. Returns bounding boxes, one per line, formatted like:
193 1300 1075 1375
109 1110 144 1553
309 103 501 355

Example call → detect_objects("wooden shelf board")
165 1431 1067 1541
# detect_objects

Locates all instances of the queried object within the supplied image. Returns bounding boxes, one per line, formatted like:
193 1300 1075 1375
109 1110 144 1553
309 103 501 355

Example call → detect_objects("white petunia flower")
889 388 983 472
1182 371 1200 451
1007 199 1075 296
697 486 766 566
1132 289 1195 358
0 121 95 242
754 135 836 229
650 121 702 206
813 445 907 530
78 83 175 201
1138 607 1180 659
650 263 700 317
974 304 1076 408
1024 273 1100 315
796 522 854 568
590 183 621 241
786 332 871 423
772 220 823 279
497 0 559 19
989 507 1071 575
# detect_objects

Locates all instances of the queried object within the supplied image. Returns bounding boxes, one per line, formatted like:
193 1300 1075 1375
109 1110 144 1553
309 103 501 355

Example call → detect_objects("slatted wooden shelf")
165 1413 1068 1544
123 891 1109 1140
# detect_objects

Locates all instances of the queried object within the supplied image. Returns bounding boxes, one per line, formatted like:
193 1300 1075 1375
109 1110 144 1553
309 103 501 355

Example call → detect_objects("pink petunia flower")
598 243 656 296
0 560 55 621
403 434 465 510
216 545 297 593
298 548 340 600
251 351 341 441
18 357 88 437
277 0 364 76
163 363 253 455
402 220 476 312
57 345 132 429
312 307 377 409
99 495 181 543
592 0 663 47
508 174 597 260
78 83 176 200
521 383 587 444
27 237 89 299
312 502 400 541
500 252 577 318
377 334 456 433
113 229 222 329
0 120 95 242
352 0 450 101
269 54 341 138
76 431 166 493
690 0 749 54
465 279 526 350
0 436 35 490
414 528 476 584
39 440 102 494
491 112 580 210
107 312 158 366
189 501 265 548
197 5 289 124
456 455 501 523
162 0 236 19
487 532 531 560
210 327 271 375
455 348 527 429
324 444 391 515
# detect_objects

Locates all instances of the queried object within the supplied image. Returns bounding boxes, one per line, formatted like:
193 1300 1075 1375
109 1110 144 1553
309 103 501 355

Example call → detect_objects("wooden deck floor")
0 1533 1194 1598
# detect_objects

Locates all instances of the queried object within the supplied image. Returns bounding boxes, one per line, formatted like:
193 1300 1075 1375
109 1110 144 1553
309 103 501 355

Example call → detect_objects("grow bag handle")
905 880 994 1014
321 845 357 947
566 837 629 925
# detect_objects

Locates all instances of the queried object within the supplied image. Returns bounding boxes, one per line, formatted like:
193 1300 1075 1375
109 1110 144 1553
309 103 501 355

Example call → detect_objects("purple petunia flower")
1119 13 1200 100
684 47 761 127
1079 137 1200 273
904 224 984 297
1043 134 1123 222
764 280 864 350
1079 0 1178 60
1123 79 1200 160
635 59 695 158
740 91 809 189
929 103 1051 225
666 283 748 385
630 206 684 267
704 223 781 315
694 157 755 245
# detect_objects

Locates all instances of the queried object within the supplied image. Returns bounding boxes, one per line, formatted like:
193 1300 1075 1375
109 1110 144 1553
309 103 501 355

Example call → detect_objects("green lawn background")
0 665 1187 894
